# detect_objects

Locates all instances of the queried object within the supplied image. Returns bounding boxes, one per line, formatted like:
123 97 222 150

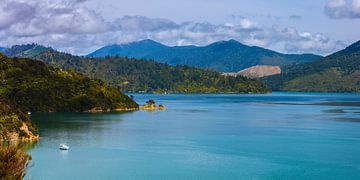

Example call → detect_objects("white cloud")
239 18 255 29
325 0 360 18
0 0 110 36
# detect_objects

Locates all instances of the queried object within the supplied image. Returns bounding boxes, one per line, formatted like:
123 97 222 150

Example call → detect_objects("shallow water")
26 92 360 179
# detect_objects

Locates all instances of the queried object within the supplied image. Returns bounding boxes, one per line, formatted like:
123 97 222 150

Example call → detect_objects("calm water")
26 92 360 180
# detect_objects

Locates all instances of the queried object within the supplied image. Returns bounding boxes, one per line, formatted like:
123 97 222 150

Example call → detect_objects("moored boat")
59 144 69 150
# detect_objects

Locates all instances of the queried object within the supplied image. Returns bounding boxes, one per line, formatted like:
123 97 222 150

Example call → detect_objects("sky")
0 0 359 55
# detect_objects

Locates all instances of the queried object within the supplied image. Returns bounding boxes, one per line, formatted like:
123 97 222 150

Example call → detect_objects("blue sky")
0 0 359 55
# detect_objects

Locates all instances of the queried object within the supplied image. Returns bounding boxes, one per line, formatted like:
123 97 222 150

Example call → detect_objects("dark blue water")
27 92 360 179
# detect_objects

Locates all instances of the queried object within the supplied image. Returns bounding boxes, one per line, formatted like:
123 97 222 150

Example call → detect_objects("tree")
0 145 32 179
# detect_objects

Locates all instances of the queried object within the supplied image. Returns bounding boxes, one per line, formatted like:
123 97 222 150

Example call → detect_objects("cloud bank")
0 0 346 55
325 0 360 18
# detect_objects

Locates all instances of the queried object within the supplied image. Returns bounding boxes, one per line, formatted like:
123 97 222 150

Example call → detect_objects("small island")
140 100 167 111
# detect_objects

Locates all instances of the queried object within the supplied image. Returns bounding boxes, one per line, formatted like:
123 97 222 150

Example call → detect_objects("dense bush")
0 100 38 141
0 54 138 112
0 145 31 179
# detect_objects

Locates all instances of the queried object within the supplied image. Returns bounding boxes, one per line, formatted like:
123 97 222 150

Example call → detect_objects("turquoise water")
26 92 360 180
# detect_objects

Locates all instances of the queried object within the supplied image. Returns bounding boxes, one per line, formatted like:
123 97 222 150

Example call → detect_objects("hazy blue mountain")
89 39 168 58
88 39 322 72
0 47 5 53
264 40 360 92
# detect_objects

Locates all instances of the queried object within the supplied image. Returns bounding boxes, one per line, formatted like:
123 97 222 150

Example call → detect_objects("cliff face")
223 65 281 78
239 65 281 78
0 101 38 142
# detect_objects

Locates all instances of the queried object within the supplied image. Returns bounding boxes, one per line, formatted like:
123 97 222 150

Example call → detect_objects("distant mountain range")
265 40 360 92
0 47 5 52
87 39 322 72
1 44 270 93
4 39 360 93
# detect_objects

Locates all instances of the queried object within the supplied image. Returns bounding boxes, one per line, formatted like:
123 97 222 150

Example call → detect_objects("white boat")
59 144 70 150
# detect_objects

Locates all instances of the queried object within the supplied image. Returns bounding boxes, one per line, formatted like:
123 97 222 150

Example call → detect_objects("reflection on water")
323 108 360 114
1 140 38 151
322 108 360 122
60 149 69 159
264 102 360 107
181 109 211 113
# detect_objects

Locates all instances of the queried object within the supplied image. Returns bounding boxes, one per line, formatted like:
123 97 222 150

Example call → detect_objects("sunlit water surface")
26 92 360 179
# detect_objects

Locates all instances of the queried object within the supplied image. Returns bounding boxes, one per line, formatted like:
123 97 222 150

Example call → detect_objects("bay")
26 92 360 180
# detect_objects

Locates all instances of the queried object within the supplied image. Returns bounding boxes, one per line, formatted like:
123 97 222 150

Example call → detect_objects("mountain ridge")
87 39 322 72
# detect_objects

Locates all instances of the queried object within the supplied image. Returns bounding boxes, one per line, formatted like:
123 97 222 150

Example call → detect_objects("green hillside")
0 54 138 112
0 53 139 141
264 40 360 92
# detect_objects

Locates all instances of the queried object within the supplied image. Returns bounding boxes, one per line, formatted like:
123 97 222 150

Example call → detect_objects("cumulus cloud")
278 27 346 54
0 0 345 55
325 0 360 18
0 0 110 36
114 16 180 32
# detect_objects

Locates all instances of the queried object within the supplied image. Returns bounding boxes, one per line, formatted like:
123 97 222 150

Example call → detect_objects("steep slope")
0 53 138 112
4 46 270 93
88 39 322 72
264 40 360 92
233 65 281 78
0 100 38 141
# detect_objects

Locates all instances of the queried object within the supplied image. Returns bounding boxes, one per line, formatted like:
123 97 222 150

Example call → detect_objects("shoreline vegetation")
0 144 32 179
140 100 167 111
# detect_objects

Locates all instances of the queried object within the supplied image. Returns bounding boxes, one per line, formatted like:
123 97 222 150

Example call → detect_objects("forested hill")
0 53 138 112
3 45 270 93
264 40 360 92
0 53 139 141
87 39 322 72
